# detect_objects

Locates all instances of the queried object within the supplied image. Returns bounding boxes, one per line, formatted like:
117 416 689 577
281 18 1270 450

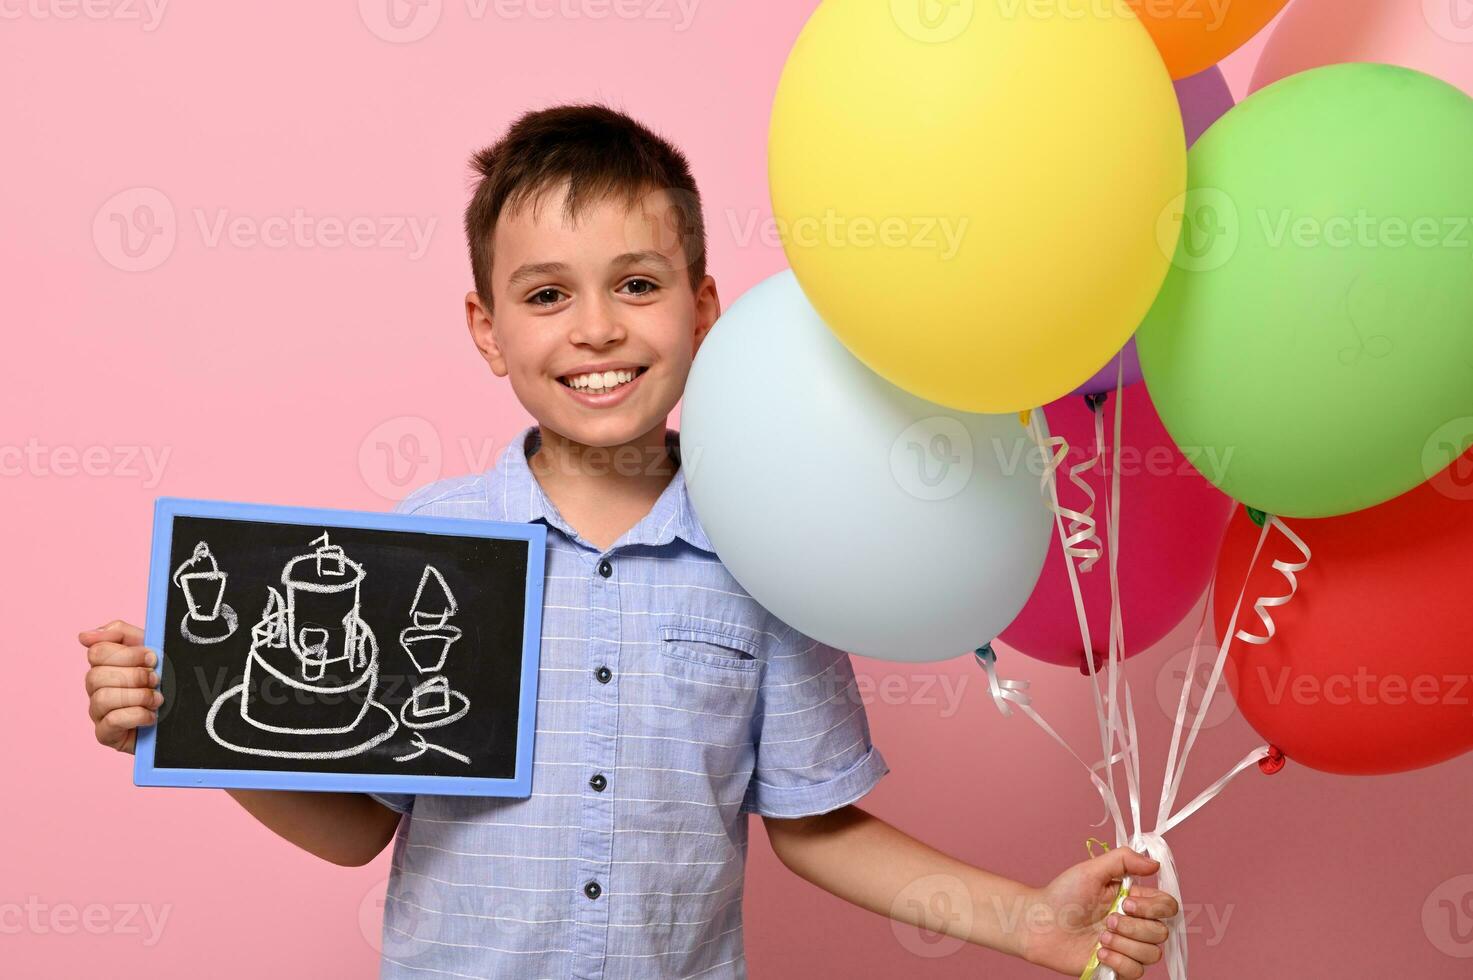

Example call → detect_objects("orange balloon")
1127 0 1289 79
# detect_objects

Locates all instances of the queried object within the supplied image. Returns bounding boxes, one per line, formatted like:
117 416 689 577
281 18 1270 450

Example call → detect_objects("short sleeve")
740 625 889 818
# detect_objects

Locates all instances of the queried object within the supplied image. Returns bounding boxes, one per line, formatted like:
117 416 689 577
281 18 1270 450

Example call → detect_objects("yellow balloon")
769 0 1186 413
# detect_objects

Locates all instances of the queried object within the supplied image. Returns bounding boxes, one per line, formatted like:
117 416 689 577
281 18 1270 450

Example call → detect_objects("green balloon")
1137 63 1473 518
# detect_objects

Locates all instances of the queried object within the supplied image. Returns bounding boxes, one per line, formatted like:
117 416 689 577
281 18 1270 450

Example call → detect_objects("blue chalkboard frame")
134 497 545 798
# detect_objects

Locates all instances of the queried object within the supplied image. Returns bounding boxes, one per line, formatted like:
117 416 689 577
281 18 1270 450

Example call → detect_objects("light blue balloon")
679 270 1053 663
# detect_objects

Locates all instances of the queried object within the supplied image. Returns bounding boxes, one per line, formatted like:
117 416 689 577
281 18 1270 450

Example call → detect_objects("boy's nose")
568 300 627 347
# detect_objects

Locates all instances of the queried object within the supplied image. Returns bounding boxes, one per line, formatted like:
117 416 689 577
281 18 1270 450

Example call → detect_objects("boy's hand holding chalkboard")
81 620 163 755
120 499 544 797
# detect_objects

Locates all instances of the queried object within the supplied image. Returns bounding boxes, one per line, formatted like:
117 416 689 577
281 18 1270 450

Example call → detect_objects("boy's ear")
692 275 721 353
465 290 508 377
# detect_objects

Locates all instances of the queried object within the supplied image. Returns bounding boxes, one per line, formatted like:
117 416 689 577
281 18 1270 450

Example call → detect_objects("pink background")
6 3 1472 976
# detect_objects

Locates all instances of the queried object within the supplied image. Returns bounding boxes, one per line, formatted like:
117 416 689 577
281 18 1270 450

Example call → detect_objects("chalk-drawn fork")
392 731 470 765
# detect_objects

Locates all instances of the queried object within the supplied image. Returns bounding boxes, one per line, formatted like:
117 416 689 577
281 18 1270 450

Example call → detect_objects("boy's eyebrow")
504 251 673 290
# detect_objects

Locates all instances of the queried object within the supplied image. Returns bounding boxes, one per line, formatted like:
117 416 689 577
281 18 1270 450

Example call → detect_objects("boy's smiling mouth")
556 364 650 406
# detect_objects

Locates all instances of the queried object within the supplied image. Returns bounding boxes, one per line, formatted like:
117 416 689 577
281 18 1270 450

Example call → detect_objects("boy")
82 103 1176 979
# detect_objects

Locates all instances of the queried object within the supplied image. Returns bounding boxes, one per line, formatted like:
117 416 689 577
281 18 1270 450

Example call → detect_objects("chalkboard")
134 498 545 797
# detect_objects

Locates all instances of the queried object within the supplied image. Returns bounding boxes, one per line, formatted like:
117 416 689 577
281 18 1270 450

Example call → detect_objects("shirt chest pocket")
623 620 764 762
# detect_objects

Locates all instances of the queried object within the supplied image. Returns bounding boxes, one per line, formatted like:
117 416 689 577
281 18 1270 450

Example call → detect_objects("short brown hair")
463 102 707 310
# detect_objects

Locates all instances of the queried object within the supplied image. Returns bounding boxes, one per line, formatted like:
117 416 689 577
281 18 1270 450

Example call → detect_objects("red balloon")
1000 385 1233 669
1215 451 1473 775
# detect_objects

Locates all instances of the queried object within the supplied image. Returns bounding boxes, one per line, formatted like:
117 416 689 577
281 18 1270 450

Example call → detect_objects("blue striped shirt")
369 423 889 979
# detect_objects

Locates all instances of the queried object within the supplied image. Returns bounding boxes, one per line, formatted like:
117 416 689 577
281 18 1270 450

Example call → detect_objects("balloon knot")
1246 505 1268 527
1083 392 1109 413
1079 649 1106 676
1258 744 1287 775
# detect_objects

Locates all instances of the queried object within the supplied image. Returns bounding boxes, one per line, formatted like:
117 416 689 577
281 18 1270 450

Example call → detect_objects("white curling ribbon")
1091 746 1272 980
976 649 1132 839
1016 374 1280 980
1234 516 1311 646
1027 410 1121 816
1158 520 1275 837
1062 408 1105 573
1028 415 1103 569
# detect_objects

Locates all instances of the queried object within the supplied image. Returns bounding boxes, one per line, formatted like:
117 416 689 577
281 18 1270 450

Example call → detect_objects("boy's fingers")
1091 846 1160 883
97 707 154 752
79 621 144 647
1109 913 1168 945
1124 888 1179 920
1096 947 1145 980
89 685 164 723
1100 929 1162 968
87 642 155 668
85 665 158 697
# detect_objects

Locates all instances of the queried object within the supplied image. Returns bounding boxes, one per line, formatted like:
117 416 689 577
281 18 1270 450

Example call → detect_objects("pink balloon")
998 385 1234 669
1252 0 1473 97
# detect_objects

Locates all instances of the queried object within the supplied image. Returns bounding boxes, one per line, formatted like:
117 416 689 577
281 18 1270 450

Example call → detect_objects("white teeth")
565 368 638 391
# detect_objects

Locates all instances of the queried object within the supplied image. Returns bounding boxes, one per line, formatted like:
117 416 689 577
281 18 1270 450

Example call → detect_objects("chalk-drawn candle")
282 533 366 677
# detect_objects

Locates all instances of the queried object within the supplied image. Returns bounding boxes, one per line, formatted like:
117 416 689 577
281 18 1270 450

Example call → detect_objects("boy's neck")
527 420 678 549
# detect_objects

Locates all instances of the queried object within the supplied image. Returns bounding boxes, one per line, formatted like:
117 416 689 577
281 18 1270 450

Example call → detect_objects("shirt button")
589 773 607 792
597 559 613 578
584 881 602 900
595 665 612 684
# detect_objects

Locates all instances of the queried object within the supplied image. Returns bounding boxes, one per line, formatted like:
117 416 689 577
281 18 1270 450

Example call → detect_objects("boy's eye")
620 278 659 297
529 288 564 307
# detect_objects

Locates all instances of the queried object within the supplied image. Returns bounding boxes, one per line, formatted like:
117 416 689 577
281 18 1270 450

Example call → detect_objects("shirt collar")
489 423 714 554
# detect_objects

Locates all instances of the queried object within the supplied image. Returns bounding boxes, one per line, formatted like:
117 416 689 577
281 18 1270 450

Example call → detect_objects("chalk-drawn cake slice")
173 540 238 644
399 675 470 731
205 533 398 759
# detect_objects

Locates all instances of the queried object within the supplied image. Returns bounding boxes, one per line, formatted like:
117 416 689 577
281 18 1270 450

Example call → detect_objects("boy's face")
466 179 720 450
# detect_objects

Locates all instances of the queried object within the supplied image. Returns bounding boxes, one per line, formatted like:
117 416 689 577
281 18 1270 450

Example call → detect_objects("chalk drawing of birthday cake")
205 533 399 759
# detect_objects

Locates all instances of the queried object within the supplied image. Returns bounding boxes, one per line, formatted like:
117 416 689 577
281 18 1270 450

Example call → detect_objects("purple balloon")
1071 337 1143 396
1174 64 1236 148
1071 66 1235 397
